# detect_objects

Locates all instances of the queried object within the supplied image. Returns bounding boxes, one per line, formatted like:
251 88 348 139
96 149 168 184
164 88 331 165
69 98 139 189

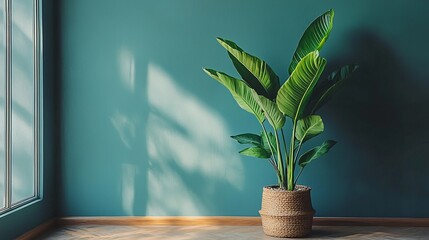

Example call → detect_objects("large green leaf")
289 9 334 74
307 64 359 114
252 90 285 130
298 140 337 167
277 51 326 122
239 147 271 159
203 68 265 123
231 133 262 146
296 115 324 143
216 38 280 100
261 131 276 154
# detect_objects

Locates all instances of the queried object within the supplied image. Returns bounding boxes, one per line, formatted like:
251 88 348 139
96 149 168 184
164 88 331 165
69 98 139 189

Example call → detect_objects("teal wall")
0 0 57 239
58 0 429 217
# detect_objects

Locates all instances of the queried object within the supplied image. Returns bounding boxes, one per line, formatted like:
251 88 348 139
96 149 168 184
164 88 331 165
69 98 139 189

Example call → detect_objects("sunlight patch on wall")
121 164 137 216
147 166 204 216
145 62 244 215
118 47 135 92
110 111 137 149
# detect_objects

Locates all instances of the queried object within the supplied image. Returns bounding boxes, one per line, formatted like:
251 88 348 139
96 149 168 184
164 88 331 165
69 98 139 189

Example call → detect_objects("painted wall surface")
0 0 57 239
59 0 429 217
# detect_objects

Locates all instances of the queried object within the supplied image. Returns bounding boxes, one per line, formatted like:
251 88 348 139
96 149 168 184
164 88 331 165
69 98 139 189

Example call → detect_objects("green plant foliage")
231 133 262 146
296 115 324 143
204 9 356 190
261 131 276 155
203 68 265 123
231 132 277 158
277 51 326 122
307 64 359 114
216 38 280 100
239 147 271 159
298 140 337 167
289 9 334 74
252 91 285 130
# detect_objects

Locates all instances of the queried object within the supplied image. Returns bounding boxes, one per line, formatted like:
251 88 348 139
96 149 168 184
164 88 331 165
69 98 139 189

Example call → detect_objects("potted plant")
203 9 357 238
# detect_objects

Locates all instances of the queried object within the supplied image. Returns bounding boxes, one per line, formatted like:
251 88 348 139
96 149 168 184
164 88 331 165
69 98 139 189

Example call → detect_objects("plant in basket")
203 9 357 237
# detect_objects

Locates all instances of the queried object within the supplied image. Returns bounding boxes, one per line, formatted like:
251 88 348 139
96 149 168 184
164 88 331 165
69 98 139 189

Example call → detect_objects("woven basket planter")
259 185 315 238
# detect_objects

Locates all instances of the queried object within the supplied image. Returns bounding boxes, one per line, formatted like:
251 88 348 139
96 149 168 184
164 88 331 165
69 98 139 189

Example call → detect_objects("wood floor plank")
39 225 429 239
23 217 429 239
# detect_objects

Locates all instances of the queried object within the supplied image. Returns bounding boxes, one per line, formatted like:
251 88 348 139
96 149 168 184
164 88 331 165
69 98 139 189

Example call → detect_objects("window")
0 0 40 214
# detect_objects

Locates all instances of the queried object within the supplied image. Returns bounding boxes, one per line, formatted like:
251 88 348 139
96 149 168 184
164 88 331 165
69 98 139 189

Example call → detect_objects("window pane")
0 0 6 209
11 0 34 203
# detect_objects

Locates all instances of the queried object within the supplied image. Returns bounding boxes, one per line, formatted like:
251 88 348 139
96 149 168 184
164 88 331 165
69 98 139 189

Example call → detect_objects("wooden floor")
38 225 429 239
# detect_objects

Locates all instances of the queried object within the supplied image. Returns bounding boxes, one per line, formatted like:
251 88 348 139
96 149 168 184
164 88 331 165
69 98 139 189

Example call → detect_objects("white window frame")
1 0 41 214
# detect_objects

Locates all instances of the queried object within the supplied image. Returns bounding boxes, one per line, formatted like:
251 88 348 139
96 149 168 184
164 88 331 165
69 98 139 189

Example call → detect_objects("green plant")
203 9 357 190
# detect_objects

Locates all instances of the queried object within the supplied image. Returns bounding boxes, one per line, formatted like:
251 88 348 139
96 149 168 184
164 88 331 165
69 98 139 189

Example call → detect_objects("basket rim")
263 185 312 192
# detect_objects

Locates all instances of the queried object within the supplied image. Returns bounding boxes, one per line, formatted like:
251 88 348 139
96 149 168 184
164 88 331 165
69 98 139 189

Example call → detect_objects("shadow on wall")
320 29 429 217
57 0 262 216
145 62 244 215
110 55 247 216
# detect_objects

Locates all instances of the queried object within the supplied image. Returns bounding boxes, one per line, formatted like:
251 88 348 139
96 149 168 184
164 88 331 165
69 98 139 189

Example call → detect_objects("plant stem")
260 123 276 158
294 167 304 186
280 129 288 187
269 157 281 184
288 122 297 190
294 140 303 166
260 123 283 187
280 128 289 163
269 156 278 168
274 130 285 188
